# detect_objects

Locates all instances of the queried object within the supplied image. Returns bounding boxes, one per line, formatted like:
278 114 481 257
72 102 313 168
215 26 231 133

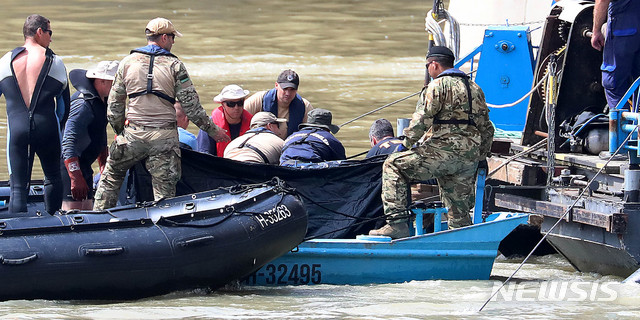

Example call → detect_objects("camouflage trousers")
93 126 181 210
382 147 478 229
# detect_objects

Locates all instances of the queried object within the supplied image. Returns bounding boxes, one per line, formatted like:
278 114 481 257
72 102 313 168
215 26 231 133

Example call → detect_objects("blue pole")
473 167 487 224
414 209 424 235
433 208 442 233
609 109 621 155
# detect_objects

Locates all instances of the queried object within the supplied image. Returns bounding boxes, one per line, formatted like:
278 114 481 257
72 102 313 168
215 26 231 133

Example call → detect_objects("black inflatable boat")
0 178 307 301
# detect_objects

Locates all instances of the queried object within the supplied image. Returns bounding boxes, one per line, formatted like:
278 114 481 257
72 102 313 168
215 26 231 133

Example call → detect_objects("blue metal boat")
243 212 528 285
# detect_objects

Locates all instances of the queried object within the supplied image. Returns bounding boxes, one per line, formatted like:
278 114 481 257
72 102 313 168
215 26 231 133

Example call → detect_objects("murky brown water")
0 1 639 318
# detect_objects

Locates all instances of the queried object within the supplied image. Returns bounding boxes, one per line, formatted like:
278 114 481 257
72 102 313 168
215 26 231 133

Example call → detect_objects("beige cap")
250 112 287 129
86 60 119 81
145 17 183 37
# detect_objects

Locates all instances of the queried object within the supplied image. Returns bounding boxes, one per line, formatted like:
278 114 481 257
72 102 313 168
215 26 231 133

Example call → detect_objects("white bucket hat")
213 84 250 103
86 60 119 81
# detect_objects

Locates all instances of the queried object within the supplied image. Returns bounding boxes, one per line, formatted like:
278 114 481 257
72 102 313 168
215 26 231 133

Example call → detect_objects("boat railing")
608 76 640 164
454 44 482 81
409 162 488 235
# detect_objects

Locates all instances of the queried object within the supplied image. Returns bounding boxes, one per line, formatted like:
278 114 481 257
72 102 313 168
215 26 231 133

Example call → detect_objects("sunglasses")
164 33 175 39
42 28 52 36
224 100 244 108
426 61 434 69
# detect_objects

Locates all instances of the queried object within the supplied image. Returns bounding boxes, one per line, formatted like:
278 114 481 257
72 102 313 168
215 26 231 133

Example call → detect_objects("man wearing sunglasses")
196 84 253 156
0 14 70 215
93 17 229 211
244 69 314 138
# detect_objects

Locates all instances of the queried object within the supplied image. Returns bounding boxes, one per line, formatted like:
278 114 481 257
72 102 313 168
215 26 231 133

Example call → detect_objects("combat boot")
369 222 410 239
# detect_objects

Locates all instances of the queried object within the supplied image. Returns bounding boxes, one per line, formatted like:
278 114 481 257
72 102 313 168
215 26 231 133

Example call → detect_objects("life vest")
280 127 344 163
262 88 306 136
127 45 177 104
211 106 252 156
432 69 476 126
236 127 280 164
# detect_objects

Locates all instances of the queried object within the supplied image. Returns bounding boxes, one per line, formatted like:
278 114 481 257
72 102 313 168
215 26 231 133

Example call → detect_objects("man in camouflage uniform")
369 46 494 238
93 18 229 210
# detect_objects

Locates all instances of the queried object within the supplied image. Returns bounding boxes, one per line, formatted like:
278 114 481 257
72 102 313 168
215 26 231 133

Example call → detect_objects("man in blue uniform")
591 0 640 110
61 60 119 210
366 118 407 158
280 108 346 166
0 14 70 215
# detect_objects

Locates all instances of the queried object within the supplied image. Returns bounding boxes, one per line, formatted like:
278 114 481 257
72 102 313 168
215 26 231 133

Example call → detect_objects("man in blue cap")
370 46 494 238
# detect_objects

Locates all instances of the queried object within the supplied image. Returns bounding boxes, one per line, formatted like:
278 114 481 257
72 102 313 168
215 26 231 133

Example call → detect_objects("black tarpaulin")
127 149 386 239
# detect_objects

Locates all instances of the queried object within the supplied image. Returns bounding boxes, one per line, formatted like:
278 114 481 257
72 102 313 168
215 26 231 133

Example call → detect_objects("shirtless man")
0 14 70 215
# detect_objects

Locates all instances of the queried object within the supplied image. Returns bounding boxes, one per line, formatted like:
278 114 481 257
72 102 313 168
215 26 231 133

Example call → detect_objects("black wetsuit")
60 69 108 201
0 47 70 214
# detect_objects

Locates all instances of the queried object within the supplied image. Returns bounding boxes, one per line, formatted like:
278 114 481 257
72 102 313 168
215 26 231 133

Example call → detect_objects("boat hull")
0 180 307 300
243 212 528 285
542 217 640 278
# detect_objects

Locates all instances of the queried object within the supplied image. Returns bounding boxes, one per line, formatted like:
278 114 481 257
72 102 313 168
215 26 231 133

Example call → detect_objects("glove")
97 146 108 174
64 157 89 201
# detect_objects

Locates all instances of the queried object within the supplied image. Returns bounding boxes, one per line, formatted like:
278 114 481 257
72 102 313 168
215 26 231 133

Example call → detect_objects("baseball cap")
426 46 455 59
277 69 299 90
213 84 250 103
250 112 287 129
85 60 120 81
145 17 183 37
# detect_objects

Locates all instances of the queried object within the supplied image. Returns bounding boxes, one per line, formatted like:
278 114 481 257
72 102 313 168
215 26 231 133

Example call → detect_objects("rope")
493 128 522 139
486 72 549 109
338 91 421 128
425 9 461 59
479 126 637 312
458 20 545 27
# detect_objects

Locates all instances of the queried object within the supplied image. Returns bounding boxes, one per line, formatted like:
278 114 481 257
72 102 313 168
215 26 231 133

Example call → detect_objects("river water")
1 0 640 318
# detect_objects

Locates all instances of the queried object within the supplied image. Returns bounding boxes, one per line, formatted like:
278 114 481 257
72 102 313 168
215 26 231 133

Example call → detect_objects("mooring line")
338 91 421 128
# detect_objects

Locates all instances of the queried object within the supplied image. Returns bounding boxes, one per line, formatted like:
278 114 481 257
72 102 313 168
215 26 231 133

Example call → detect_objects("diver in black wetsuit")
0 15 70 215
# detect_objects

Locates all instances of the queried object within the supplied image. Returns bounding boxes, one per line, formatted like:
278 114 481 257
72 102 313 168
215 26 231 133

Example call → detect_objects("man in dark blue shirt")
61 60 118 210
591 0 640 110
366 118 406 158
280 108 346 166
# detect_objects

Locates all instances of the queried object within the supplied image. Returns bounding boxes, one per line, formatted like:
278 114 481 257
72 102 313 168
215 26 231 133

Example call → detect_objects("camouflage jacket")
107 45 221 137
403 68 494 161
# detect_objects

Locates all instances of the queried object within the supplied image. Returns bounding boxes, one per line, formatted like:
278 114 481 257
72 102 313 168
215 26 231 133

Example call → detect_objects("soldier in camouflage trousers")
93 18 229 210
370 46 494 239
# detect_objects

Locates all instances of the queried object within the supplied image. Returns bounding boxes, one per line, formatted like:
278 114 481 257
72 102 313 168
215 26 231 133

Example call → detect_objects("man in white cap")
61 60 119 210
244 69 314 138
93 17 229 210
196 84 253 156
224 112 286 164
